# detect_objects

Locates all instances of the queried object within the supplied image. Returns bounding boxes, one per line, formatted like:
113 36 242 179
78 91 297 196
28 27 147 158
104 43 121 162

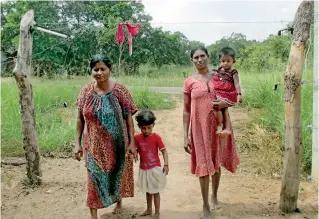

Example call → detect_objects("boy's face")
220 55 234 70
139 124 154 136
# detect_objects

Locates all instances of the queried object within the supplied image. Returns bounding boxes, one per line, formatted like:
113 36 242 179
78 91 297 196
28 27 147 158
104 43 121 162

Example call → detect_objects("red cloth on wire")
116 22 141 56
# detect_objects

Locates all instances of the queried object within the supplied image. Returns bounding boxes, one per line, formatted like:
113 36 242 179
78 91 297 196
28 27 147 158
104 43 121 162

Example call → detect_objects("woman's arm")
183 93 191 139
126 112 138 161
127 112 135 145
183 93 192 154
75 109 84 143
74 109 84 161
212 101 230 110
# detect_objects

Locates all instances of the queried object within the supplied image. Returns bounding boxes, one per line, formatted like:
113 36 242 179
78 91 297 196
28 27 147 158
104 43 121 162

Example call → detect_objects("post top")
20 10 34 30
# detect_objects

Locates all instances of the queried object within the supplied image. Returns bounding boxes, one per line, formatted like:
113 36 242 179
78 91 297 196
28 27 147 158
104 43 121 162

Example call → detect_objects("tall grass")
1 77 175 156
240 70 313 173
1 64 314 174
114 64 192 87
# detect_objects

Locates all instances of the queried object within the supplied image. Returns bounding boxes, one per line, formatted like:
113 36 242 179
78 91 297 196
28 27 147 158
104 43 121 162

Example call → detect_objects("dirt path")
1 100 318 219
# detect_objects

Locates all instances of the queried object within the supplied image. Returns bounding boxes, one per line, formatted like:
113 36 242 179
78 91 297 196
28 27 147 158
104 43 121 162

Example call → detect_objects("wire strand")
36 20 294 26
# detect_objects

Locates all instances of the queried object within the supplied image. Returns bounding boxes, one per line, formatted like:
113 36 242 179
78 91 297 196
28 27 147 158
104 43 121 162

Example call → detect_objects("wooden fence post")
311 0 318 180
13 10 42 185
280 0 314 213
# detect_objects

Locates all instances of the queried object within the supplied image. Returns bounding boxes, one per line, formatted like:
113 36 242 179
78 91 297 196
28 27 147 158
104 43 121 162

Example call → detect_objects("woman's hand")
184 137 191 154
127 143 138 162
237 95 243 103
212 100 229 110
74 143 83 161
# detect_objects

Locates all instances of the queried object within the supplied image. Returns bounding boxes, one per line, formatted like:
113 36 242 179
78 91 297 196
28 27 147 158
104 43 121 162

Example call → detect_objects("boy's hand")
163 165 169 175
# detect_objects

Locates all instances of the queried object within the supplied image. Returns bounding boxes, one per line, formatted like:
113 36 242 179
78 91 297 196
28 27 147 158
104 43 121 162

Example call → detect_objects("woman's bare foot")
201 205 212 219
216 125 223 134
112 201 122 214
90 208 98 219
211 196 221 210
140 209 152 217
154 213 160 219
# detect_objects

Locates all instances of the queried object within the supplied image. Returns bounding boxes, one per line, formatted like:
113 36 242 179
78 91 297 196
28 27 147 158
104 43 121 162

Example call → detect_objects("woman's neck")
197 66 209 75
95 80 109 91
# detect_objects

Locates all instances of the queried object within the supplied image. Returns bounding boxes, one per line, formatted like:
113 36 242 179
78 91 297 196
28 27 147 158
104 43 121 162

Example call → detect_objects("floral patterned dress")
76 82 137 209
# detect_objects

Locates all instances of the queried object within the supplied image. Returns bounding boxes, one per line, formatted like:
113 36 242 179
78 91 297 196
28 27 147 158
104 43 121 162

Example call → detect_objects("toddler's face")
139 124 154 136
219 55 234 70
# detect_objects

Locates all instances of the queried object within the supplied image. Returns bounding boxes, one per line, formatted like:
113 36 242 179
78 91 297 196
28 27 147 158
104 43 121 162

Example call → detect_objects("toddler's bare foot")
140 209 152 217
211 196 221 210
216 125 223 134
221 129 231 135
201 205 212 219
154 213 160 219
90 216 98 219
112 201 122 214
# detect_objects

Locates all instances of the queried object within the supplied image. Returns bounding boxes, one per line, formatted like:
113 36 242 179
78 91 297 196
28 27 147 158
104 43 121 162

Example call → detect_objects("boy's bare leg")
140 193 153 216
154 193 160 219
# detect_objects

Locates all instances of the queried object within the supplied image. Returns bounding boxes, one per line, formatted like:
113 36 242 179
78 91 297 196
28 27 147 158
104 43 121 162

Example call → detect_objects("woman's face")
191 49 209 70
91 61 111 82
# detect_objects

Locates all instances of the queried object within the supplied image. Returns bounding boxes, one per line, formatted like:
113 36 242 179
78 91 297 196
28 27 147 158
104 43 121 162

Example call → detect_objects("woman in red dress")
183 46 240 219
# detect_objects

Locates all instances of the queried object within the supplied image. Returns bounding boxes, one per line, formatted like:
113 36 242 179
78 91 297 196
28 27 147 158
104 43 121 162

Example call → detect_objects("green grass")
1 77 175 157
240 70 313 173
114 64 192 87
1 64 314 174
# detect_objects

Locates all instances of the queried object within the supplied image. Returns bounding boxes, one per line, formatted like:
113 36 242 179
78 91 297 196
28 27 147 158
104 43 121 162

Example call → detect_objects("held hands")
163 165 169 175
74 143 138 162
127 143 138 162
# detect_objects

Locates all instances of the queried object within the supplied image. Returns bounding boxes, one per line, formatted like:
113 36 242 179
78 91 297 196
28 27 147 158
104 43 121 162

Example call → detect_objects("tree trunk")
13 10 42 185
280 0 313 213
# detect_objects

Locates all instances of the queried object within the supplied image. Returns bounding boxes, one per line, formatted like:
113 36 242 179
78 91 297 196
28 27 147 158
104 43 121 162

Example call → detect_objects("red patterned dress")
183 76 240 177
76 82 137 209
213 67 238 106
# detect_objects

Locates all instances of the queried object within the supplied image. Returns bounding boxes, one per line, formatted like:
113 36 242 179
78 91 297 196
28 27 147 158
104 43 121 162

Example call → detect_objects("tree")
1 1 205 77
207 32 254 66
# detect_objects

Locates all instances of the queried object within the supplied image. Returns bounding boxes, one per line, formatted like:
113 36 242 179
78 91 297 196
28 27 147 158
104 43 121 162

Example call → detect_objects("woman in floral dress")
74 55 138 219
183 46 240 219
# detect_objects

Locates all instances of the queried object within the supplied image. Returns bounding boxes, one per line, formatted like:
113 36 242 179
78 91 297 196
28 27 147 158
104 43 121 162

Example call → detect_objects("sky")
142 0 302 45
